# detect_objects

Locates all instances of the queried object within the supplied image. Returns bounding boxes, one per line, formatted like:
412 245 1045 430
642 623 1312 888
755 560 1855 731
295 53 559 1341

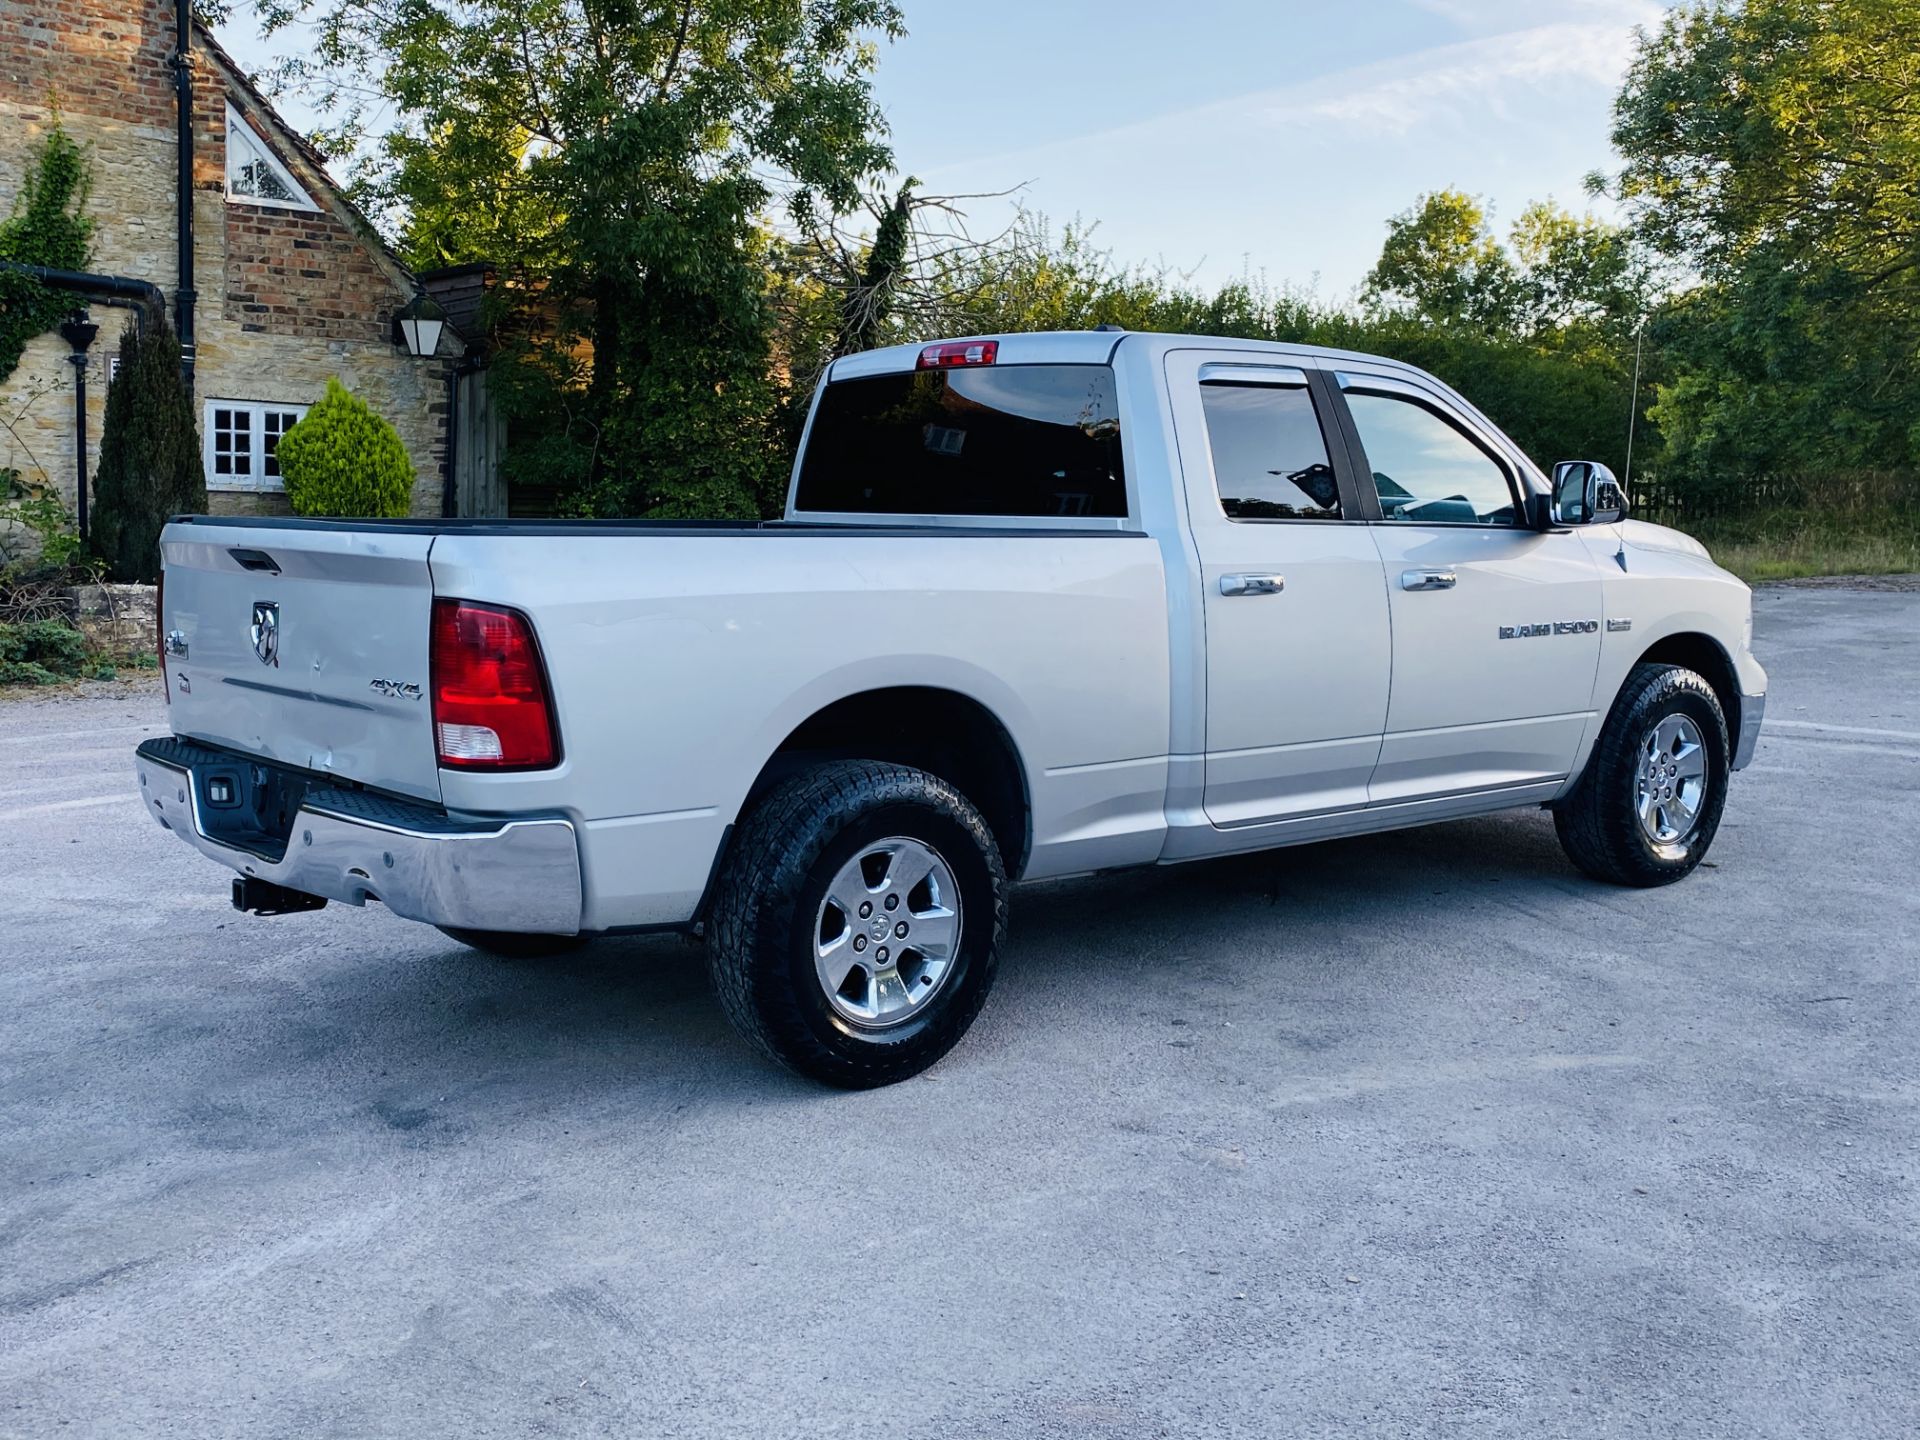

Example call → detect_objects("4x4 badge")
251 602 279 668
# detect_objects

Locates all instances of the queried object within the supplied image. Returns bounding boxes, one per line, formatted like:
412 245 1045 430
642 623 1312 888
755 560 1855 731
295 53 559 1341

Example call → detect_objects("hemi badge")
1607 618 1633 633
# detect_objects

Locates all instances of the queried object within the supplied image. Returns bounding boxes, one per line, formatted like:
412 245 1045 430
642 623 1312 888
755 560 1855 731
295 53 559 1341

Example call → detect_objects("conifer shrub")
90 314 204 583
276 377 416 518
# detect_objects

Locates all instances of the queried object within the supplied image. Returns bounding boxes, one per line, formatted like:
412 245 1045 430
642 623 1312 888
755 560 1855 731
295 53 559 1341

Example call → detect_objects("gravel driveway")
2 585 1915 1438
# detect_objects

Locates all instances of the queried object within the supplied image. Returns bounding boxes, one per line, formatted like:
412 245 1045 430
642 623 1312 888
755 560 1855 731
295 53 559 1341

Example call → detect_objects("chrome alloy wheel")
813 837 963 1028
1636 714 1710 846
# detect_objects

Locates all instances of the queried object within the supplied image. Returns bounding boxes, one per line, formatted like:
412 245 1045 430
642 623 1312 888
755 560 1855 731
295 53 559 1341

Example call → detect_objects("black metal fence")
1630 470 1920 528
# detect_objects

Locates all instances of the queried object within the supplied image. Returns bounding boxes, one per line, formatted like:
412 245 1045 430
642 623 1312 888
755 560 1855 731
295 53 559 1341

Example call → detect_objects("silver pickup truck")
139 330 1766 1086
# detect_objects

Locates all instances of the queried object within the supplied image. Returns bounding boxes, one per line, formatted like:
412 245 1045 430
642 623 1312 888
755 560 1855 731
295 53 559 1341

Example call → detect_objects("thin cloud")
931 20 1651 181
1278 23 1647 136
1405 0 1664 27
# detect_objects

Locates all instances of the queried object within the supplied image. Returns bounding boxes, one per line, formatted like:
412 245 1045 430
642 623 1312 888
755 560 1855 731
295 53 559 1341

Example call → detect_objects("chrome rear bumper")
135 738 582 934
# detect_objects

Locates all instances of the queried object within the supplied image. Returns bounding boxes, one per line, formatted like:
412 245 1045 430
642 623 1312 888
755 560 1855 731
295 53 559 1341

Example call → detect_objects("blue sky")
218 0 1672 299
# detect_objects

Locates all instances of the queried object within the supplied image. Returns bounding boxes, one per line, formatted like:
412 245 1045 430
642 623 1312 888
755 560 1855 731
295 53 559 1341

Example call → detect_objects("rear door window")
796 364 1126 518
1200 381 1342 520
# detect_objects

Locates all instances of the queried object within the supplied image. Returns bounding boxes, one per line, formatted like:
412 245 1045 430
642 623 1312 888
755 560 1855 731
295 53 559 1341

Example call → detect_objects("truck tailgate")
160 523 443 802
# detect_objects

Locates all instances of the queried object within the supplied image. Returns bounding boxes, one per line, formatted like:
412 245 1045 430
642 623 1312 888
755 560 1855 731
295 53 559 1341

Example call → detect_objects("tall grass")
1632 472 1920 582
1696 517 1920 582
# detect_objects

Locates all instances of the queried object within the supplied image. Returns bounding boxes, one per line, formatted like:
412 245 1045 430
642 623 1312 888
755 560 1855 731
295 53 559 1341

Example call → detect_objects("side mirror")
1550 461 1629 526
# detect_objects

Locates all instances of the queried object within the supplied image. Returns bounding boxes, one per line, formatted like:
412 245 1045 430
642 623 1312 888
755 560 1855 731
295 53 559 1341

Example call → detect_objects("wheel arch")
736 686 1033 880
1632 631 1741 752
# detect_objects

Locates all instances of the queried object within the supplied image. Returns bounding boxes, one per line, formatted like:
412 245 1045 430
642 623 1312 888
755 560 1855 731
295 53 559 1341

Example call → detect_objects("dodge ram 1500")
138 330 1767 1085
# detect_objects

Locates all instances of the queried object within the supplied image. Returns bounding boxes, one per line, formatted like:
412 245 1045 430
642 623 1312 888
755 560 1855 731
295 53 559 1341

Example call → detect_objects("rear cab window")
795 364 1126 519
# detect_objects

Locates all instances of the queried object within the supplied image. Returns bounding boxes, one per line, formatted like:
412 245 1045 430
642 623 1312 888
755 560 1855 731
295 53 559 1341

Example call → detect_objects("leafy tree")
261 0 903 518
0 122 93 385
90 315 205 583
276 377 416 518
1508 202 1652 341
1363 190 1519 332
1364 189 1651 343
1609 0 1920 477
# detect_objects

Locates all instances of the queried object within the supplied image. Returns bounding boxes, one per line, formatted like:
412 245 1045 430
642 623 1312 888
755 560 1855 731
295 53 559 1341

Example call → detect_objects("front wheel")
706 761 1008 1088
1554 662 1730 887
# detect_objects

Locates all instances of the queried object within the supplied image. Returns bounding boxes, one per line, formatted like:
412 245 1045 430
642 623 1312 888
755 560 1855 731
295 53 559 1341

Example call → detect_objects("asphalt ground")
2 586 1916 1438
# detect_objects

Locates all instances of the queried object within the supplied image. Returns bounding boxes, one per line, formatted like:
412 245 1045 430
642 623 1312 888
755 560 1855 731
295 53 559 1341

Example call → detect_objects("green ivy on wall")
0 121 95 385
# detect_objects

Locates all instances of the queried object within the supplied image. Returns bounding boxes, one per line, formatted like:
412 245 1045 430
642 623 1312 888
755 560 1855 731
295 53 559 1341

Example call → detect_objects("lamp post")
59 310 100 542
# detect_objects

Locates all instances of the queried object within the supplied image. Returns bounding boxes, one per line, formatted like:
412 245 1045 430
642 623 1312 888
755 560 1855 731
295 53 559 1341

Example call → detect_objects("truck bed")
158 514 1172 928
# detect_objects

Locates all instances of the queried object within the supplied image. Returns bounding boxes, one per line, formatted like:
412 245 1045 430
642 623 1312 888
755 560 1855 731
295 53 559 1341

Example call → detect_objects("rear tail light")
430 599 559 770
917 340 998 369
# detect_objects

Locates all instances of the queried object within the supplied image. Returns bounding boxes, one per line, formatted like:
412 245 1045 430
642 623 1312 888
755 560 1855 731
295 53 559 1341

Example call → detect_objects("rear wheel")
435 927 590 959
1555 663 1730 887
707 760 1007 1088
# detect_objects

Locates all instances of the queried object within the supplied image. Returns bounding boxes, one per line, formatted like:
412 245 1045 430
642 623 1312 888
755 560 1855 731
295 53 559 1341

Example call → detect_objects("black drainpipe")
168 2 196 387
0 264 167 320
441 356 482 518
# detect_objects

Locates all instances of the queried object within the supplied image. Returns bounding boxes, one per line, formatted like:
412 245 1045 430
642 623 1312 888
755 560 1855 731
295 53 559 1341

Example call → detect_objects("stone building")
0 0 473 524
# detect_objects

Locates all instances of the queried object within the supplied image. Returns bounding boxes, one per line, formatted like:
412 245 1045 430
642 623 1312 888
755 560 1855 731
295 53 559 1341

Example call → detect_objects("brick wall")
225 206 395 346
0 0 454 526
0 0 180 131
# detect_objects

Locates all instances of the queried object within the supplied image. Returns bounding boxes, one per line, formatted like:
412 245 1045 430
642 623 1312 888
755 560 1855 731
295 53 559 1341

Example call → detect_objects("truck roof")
827 329 1436 382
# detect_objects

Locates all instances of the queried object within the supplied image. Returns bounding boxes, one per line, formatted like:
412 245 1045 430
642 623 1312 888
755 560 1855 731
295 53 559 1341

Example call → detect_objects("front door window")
1346 390 1519 526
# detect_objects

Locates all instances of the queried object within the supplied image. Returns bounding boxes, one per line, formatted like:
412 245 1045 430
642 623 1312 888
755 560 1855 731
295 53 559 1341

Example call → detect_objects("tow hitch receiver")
232 876 328 917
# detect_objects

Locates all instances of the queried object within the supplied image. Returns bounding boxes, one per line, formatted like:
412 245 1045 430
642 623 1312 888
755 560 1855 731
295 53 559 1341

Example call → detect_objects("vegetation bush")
3 470 87 575
0 617 89 686
90 314 205 583
275 377 416 518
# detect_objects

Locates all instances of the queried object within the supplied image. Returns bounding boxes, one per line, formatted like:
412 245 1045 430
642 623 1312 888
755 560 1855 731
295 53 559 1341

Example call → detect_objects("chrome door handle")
1220 573 1285 596
1401 568 1457 591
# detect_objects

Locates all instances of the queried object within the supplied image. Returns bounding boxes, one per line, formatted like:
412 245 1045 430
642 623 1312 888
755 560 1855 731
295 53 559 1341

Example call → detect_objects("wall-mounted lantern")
394 291 448 358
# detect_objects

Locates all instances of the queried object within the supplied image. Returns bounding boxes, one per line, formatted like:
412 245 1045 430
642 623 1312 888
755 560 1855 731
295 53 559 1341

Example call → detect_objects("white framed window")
225 101 318 211
204 399 308 490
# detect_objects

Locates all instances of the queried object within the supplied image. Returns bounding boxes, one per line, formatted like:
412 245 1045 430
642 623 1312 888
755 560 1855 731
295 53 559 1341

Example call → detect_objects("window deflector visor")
1198 363 1310 388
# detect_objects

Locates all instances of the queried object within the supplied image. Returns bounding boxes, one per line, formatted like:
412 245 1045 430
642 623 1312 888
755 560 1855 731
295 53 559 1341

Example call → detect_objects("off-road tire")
435 927 591 959
707 761 1008 1088
1554 662 1730 887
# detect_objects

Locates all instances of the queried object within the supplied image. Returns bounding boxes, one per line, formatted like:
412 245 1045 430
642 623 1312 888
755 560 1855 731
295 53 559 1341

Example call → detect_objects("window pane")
1348 392 1516 525
229 122 299 203
215 454 232 475
795 364 1125 518
1200 382 1340 520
